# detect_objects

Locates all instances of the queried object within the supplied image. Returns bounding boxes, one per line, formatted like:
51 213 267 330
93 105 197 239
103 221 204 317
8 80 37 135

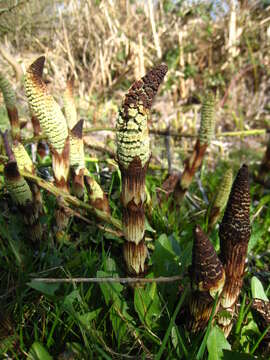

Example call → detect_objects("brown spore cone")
191 225 225 294
121 63 168 120
219 164 251 271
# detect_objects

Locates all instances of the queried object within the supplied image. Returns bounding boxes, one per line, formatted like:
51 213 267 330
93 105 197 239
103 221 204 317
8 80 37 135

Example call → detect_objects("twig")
31 275 182 284
22 128 269 145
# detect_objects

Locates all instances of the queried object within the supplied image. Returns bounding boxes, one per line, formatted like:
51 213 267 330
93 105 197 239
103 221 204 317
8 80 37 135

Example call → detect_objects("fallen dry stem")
22 128 269 146
31 275 182 283
19 170 122 230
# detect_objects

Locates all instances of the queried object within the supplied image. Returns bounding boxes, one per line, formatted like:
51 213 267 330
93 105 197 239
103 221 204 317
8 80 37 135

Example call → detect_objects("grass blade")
155 287 188 360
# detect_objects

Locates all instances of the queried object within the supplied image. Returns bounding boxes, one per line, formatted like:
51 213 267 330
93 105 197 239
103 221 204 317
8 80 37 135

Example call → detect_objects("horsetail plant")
116 63 168 275
24 56 70 192
69 119 85 199
217 164 251 337
161 92 216 204
24 56 70 230
2 132 42 242
251 298 270 355
207 168 233 233
189 225 225 332
64 78 110 212
0 72 20 140
173 91 216 204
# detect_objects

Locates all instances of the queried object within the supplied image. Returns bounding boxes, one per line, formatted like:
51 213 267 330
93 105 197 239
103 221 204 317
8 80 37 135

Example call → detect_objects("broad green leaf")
97 270 133 346
134 282 161 327
27 342 53 360
251 276 268 301
27 281 59 297
78 308 102 328
62 290 82 312
151 234 180 276
207 326 231 360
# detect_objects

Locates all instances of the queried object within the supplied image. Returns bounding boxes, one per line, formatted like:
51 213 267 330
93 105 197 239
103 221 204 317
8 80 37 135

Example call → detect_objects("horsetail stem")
208 168 233 232
217 164 251 337
116 63 167 275
163 91 216 205
69 119 85 199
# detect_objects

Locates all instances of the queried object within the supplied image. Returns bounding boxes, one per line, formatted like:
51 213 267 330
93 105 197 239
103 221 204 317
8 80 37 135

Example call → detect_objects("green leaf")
97 270 133 346
78 308 102 328
27 342 53 360
251 276 268 301
62 290 82 312
145 217 156 233
134 282 161 327
27 281 60 297
248 225 265 252
207 326 231 360
151 234 180 276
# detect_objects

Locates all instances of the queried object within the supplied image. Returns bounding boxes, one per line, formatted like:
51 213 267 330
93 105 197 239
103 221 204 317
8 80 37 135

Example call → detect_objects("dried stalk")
0 46 23 82
217 164 251 337
116 63 167 275
188 225 225 332
147 0 162 59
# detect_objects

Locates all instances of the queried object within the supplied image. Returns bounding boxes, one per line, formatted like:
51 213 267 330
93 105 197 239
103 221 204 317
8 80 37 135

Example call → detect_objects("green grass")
0 158 269 359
